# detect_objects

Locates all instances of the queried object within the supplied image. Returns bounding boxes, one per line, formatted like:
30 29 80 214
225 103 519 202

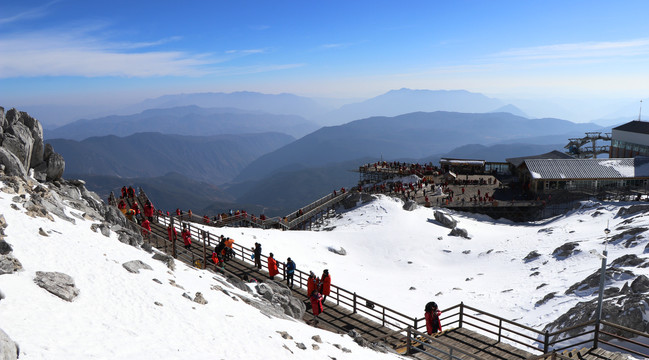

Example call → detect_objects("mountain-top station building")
358 119 649 221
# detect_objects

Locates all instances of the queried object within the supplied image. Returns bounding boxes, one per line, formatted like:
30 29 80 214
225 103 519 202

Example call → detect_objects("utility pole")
594 224 610 348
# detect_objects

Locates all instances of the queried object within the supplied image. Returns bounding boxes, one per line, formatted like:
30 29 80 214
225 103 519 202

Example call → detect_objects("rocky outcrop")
402 200 417 211
552 242 580 259
255 281 306 320
616 205 649 217
33 271 80 302
0 107 65 182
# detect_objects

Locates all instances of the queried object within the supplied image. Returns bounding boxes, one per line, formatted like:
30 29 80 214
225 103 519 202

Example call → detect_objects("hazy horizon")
1 1 648 125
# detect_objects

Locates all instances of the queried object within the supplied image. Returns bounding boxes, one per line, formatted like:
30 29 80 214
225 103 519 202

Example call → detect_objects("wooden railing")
126 190 649 359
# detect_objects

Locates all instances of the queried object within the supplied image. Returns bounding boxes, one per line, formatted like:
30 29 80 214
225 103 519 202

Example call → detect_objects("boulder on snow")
152 252 175 271
255 281 306 320
0 240 12 255
33 271 80 302
0 327 19 360
402 200 417 211
122 260 153 274
0 254 22 275
449 227 469 238
616 205 649 217
524 250 541 263
328 246 346 256
551 242 580 259
630 275 649 293
193 292 208 305
434 211 457 229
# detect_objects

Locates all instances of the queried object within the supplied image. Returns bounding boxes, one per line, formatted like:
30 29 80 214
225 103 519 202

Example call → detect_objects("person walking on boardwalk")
319 269 331 303
425 301 442 335
141 219 151 240
267 253 279 280
181 225 192 250
309 290 324 324
285 257 296 288
253 242 262 269
167 224 177 243
307 271 319 296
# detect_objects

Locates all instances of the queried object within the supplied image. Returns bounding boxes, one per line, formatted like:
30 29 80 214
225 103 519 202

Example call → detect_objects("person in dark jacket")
425 301 442 335
253 242 262 269
285 257 296 288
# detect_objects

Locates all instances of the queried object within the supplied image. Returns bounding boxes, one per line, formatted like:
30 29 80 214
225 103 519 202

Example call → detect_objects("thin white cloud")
0 0 60 26
0 29 291 78
491 38 649 61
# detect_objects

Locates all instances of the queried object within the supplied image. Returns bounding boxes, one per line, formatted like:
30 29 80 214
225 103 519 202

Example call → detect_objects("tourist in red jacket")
310 290 324 323
319 269 331 302
307 271 319 296
143 201 154 222
167 225 177 243
425 302 442 335
141 219 151 239
181 227 191 250
267 252 279 279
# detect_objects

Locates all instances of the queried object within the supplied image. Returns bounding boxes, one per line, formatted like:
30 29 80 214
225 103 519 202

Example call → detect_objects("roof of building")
440 158 485 166
524 157 649 180
506 150 574 168
612 120 649 135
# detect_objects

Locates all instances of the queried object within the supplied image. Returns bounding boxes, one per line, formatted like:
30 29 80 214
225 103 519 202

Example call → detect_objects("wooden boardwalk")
129 194 634 360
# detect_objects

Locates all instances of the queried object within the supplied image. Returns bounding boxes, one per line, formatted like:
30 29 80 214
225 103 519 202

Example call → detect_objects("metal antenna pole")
594 224 610 348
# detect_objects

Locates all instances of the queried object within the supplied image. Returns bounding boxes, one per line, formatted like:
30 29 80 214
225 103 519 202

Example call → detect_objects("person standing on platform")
307 271 319 296
268 252 279 280
253 242 262 269
285 257 296 288
309 290 324 324
425 301 442 335
319 269 331 303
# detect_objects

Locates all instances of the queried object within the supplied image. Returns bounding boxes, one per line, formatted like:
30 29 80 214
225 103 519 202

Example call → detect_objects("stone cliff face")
0 107 64 182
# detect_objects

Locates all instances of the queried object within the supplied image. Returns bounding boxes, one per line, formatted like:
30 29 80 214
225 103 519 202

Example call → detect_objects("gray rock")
226 274 252 293
402 200 417 211
630 275 649 293
565 267 635 296
0 215 6 229
617 205 649 217
277 331 293 340
295 342 306 350
33 271 80 301
254 281 305 320
182 292 192 300
434 211 457 229
0 240 12 255
0 147 26 177
0 327 19 360
610 254 647 268
311 335 322 343
5 122 34 169
328 246 347 256
152 252 176 271
524 250 541 262
449 227 469 238
552 242 580 259
122 260 153 274
194 292 208 305
90 223 111 237
117 230 143 248
45 152 65 181
0 254 22 275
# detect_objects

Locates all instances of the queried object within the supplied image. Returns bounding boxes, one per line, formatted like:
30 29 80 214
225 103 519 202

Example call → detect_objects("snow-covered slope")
213 195 649 332
0 182 405 360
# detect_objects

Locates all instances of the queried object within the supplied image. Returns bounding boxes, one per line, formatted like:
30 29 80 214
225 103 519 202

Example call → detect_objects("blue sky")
2 0 649 119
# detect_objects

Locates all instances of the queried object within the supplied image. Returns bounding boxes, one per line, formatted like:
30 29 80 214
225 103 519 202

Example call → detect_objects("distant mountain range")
46 105 318 140
234 111 600 183
48 132 293 185
312 89 507 125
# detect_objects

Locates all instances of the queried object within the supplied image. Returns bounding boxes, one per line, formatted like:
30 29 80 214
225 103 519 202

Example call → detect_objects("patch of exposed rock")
122 260 153 274
616 205 649 217
0 327 19 360
253 281 306 320
565 267 635 296
33 271 80 302
0 254 22 275
552 242 580 260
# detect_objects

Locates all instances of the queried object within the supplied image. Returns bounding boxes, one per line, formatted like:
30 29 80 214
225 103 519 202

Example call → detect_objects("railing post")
498 318 503 342
353 292 357 314
459 302 464 328
170 217 176 259
594 319 600 349
201 230 206 269
382 307 386 327
406 326 412 355
544 330 550 354
414 317 418 332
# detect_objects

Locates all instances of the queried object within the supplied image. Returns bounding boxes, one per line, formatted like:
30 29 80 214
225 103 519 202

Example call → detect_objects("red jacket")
307 275 319 296
144 203 154 218
425 310 442 335
268 257 279 277
319 274 331 296
310 292 323 316
181 229 191 246
167 226 177 241
131 202 140 215
141 220 151 235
